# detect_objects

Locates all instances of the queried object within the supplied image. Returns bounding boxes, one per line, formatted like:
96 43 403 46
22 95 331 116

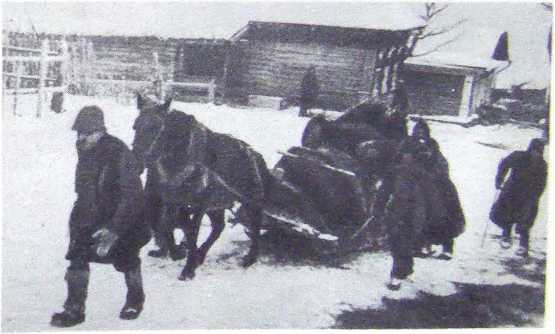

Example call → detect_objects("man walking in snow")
51 106 150 327
299 65 320 117
490 138 547 257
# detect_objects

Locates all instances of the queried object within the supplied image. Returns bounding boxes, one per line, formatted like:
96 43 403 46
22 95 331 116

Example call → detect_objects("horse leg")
178 210 203 281
149 204 177 258
197 210 225 265
169 207 191 261
242 205 262 268
146 178 168 258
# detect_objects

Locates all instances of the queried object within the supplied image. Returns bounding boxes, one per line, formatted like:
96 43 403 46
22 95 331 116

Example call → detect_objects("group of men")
50 68 547 326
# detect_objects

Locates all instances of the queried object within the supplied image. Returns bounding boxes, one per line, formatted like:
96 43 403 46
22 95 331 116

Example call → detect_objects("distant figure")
490 138 547 257
51 72 64 113
299 65 320 117
51 107 150 327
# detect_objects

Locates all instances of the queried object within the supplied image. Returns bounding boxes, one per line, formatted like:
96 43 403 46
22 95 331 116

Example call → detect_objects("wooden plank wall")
232 40 377 110
402 69 464 116
87 36 177 81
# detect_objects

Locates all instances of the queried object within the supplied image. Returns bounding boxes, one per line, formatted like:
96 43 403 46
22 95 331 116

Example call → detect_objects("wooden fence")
3 32 222 110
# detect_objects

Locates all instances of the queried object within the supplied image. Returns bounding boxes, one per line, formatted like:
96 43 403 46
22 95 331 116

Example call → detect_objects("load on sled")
233 95 412 253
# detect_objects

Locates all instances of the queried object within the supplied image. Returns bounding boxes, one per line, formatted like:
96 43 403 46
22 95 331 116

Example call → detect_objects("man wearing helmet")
51 106 150 327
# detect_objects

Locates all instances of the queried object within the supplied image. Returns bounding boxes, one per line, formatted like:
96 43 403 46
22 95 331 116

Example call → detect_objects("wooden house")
224 20 422 109
403 52 506 117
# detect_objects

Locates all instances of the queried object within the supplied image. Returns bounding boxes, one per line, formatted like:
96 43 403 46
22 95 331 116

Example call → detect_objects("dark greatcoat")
395 123 465 245
66 134 150 272
490 150 547 232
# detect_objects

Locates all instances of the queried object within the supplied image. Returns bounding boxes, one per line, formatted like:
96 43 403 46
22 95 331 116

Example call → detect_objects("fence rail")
2 38 68 117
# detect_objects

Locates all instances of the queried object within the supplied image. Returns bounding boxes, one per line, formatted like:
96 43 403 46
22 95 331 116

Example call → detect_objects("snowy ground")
1 94 549 330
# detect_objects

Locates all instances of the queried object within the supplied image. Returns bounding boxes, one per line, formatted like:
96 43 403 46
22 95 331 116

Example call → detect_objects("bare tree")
411 3 467 57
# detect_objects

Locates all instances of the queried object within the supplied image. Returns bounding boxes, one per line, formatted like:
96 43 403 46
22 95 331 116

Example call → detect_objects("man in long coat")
490 138 547 257
299 65 320 117
397 120 465 259
51 106 150 327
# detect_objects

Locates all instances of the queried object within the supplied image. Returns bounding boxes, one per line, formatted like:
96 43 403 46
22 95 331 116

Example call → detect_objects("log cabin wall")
226 21 419 110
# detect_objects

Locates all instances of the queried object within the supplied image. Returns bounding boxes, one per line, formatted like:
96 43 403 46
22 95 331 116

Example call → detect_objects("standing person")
51 106 150 327
50 70 64 113
299 65 320 117
490 138 547 257
396 119 465 259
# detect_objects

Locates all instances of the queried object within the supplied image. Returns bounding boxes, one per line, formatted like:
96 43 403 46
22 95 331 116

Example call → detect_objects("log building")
224 21 422 110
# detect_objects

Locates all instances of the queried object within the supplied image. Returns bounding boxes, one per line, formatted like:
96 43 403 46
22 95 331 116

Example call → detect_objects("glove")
92 228 118 257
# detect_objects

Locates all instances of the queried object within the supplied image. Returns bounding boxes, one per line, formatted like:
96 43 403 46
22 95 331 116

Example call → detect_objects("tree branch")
418 18 467 39
428 4 449 20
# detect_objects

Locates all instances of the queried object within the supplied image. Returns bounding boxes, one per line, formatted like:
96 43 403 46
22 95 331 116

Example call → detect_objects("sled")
233 145 384 254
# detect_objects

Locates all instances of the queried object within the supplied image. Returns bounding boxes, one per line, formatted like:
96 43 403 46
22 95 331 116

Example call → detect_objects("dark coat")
490 150 547 230
300 71 320 107
394 123 465 244
66 134 150 265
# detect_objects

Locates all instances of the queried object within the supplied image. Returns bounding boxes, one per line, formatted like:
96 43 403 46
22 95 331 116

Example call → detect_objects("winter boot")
438 240 454 260
516 229 530 257
516 246 529 257
51 269 89 327
120 267 145 320
386 277 403 291
500 227 512 249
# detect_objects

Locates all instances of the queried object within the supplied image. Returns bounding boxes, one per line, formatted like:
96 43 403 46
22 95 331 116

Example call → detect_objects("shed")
403 52 507 117
224 20 422 110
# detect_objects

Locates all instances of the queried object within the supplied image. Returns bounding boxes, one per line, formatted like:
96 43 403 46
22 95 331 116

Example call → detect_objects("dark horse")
132 95 272 280
131 96 185 260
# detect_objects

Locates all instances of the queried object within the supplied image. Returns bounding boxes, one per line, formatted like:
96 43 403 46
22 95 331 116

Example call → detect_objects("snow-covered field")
1 94 548 330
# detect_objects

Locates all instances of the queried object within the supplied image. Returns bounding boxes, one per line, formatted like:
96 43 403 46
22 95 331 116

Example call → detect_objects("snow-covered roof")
405 52 507 72
243 8 425 32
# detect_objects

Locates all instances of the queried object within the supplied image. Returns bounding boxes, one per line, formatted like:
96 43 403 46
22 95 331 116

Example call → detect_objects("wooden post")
60 39 68 89
37 39 48 118
86 41 95 95
152 51 165 100
13 61 22 115
208 79 216 103
459 74 475 118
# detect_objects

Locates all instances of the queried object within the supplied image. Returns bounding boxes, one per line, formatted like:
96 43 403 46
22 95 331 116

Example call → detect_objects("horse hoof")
241 255 257 268
170 250 187 261
148 249 168 258
178 271 195 281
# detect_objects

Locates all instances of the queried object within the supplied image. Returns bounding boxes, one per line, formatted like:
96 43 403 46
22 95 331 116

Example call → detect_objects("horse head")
132 93 172 174
145 110 198 175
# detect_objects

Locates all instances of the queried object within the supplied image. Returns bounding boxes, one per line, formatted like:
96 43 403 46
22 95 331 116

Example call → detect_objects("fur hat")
72 106 106 133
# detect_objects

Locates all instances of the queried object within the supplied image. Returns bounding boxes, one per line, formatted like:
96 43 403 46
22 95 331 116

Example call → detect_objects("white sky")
1 1 552 88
